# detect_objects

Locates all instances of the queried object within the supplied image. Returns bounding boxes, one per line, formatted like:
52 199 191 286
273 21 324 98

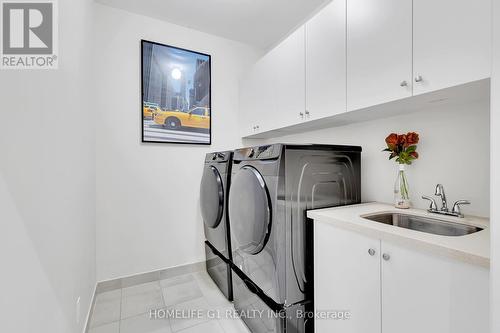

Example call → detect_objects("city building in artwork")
143 43 209 112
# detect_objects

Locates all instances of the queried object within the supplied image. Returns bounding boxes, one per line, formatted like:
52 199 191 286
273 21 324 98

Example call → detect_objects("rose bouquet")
383 132 419 164
383 132 420 208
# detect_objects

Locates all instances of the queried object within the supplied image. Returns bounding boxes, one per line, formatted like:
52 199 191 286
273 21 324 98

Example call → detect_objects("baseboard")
95 261 205 294
83 283 97 333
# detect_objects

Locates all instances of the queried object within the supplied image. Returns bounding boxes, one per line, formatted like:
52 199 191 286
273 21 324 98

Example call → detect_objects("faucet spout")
434 184 448 212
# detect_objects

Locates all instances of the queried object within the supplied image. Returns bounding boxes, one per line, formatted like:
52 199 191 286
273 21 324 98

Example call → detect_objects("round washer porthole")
229 166 271 255
200 165 224 229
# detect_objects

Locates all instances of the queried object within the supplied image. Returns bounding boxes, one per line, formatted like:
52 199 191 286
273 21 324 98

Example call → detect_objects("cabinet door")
306 0 346 120
239 56 276 136
314 223 381 333
267 26 306 129
238 71 256 136
413 0 491 95
381 241 489 333
347 0 412 111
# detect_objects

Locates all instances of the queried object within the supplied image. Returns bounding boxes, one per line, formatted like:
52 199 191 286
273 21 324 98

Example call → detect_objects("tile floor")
88 271 250 333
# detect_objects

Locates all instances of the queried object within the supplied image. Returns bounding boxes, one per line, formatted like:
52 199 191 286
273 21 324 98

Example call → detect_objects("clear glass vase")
394 164 411 209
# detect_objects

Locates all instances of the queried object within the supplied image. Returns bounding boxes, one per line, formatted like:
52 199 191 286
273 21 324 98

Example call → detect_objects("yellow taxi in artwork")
143 102 160 120
153 107 210 130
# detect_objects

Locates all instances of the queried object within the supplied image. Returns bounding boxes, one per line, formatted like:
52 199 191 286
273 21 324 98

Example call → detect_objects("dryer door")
229 166 271 255
200 165 224 229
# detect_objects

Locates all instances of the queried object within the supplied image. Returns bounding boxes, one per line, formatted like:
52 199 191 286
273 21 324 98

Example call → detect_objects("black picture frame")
141 39 212 145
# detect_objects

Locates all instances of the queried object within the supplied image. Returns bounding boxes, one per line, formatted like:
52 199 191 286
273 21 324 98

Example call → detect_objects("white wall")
94 4 261 281
250 100 490 217
491 0 499 330
0 0 96 332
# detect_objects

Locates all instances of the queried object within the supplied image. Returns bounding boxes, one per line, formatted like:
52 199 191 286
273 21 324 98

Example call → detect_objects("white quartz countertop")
307 202 490 268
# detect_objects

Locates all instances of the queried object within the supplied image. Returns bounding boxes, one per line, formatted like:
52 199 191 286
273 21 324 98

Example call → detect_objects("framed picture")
141 40 211 145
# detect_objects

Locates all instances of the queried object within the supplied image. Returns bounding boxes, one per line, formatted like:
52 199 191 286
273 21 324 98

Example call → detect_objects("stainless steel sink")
362 213 483 236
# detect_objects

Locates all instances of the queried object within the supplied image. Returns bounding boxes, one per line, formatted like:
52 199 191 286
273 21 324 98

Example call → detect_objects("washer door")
229 166 271 255
200 165 224 228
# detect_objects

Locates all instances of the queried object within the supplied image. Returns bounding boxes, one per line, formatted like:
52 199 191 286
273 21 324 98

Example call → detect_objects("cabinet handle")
256 125 259 130
400 80 408 87
368 248 376 256
415 75 423 82
299 112 304 119
305 110 310 118
382 253 391 261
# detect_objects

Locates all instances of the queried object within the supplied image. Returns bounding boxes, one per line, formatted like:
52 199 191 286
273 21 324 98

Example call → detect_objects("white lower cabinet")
315 223 381 333
381 241 489 333
314 222 489 333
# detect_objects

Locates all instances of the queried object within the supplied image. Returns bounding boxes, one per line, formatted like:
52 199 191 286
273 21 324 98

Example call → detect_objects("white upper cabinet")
306 0 347 120
267 26 306 129
346 0 413 111
239 66 259 136
239 53 276 136
238 0 492 137
413 0 491 95
239 26 305 136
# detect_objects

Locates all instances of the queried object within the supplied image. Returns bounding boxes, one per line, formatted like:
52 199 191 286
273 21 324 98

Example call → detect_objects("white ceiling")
95 0 331 50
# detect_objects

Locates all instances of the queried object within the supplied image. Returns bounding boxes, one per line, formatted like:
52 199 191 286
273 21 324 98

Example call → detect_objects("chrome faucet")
434 184 448 212
422 184 470 218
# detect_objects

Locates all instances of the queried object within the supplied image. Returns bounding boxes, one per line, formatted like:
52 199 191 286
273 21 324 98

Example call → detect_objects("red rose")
410 151 419 159
385 133 398 150
405 132 419 147
397 134 407 146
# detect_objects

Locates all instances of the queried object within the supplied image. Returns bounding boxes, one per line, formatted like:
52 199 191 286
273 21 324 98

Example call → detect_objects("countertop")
307 202 490 268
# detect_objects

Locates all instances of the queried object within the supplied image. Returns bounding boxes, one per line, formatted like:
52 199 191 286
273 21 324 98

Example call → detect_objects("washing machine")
228 144 361 333
200 150 233 301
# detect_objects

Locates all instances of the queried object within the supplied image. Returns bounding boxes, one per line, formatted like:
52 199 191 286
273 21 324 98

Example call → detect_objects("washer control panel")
204 151 231 163
234 144 282 161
